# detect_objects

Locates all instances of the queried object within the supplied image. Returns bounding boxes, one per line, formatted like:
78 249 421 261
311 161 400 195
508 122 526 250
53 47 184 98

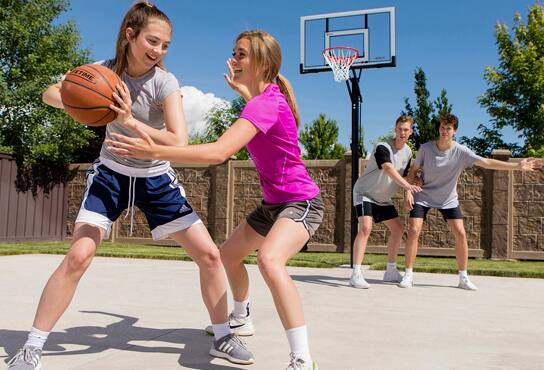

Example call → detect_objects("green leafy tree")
299 113 347 159
0 0 94 195
403 68 452 149
479 4 544 151
195 96 249 159
460 124 523 157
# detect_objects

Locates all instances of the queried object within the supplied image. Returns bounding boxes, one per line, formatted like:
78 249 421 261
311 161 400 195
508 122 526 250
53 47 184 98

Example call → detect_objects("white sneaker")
458 276 478 291
383 268 403 283
205 313 255 336
399 274 413 288
349 272 370 289
286 353 318 370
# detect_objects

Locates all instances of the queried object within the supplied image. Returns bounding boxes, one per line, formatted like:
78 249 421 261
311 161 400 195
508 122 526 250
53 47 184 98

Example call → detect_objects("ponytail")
276 74 300 127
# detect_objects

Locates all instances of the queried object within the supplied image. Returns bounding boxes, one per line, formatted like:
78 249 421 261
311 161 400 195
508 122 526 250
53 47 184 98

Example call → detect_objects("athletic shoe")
458 276 478 291
205 312 255 336
399 273 413 288
209 333 254 364
7 346 42 370
349 271 370 289
383 268 403 283
286 352 318 370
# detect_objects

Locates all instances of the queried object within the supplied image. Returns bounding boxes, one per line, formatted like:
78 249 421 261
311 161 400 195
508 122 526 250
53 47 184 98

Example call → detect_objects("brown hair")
438 113 459 130
235 30 301 126
395 115 413 126
113 1 172 75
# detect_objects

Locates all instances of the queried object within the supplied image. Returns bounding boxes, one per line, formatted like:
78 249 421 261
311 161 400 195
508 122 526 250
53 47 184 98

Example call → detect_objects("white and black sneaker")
210 333 254 364
205 305 255 336
7 346 42 370
286 352 318 370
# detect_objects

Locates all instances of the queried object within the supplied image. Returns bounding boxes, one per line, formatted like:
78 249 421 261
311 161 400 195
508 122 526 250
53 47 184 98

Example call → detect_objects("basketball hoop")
322 46 359 82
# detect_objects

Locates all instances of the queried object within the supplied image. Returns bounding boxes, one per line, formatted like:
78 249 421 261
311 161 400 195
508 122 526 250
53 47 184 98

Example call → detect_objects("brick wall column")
490 149 513 259
208 159 233 245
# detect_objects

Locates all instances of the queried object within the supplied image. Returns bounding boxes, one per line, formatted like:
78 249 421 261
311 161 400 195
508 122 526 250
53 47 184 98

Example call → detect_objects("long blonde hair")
113 1 172 75
236 30 301 126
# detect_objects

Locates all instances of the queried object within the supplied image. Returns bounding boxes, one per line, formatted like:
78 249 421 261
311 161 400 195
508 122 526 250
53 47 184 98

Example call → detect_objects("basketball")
60 64 122 126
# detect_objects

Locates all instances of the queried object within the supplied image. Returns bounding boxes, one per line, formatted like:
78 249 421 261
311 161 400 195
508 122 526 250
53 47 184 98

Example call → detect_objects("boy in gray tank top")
349 116 421 288
400 113 542 291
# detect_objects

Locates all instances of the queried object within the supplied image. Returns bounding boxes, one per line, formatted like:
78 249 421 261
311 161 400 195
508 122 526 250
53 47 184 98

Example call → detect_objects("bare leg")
353 216 373 266
170 223 227 324
33 223 103 331
404 217 423 269
447 219 469 271
256 218 309 329
383 217 404 263
219 220 264 302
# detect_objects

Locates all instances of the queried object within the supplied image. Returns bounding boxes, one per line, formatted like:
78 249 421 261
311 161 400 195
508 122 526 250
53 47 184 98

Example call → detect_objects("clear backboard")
300 7 396 74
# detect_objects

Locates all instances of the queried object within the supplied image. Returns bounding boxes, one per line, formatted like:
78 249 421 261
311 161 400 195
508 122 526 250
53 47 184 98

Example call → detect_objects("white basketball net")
322 47 359 82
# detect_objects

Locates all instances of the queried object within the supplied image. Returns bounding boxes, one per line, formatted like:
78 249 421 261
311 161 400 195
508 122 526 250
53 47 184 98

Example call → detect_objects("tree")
299 113 347 159
402 67 452 149
479 4 544 151
192 96 249 159
0 0 93 195
459 124 523 157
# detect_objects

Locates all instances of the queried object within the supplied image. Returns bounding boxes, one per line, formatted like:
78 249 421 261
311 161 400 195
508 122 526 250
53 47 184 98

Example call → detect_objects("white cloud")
180 86 227 136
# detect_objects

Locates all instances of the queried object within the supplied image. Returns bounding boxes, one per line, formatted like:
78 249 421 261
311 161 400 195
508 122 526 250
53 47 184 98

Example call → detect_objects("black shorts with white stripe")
246 194 324 237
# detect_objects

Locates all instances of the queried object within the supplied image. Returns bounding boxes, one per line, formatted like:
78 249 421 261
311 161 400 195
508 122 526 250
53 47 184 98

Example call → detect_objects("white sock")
233 298 250 318
212 321 231 341
286 325 312 365
459 270 468 279
404 268 413 276
24 327 49 349
352 264 362 274
387 262 397 271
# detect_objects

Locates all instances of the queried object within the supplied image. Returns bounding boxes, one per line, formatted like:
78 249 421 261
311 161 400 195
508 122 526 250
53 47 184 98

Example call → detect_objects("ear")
125 27 135 42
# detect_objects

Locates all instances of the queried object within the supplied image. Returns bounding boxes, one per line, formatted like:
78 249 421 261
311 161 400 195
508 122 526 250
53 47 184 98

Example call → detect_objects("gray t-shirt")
99 59 181 169
414 141 482 209
353 139 413 206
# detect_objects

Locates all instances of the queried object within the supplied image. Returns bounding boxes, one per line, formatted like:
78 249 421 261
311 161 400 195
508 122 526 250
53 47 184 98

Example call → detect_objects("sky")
58 0 536 149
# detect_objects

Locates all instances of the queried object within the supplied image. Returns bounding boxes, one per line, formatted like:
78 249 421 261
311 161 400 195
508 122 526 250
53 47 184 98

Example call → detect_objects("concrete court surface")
0 254 543 370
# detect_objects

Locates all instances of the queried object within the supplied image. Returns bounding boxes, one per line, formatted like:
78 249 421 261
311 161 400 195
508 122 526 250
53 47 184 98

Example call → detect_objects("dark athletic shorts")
409 203 463 221
246 194 324 237
355 201 399 223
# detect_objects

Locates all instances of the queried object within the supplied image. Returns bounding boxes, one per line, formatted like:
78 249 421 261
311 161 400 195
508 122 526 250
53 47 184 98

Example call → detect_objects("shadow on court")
0 311 242 370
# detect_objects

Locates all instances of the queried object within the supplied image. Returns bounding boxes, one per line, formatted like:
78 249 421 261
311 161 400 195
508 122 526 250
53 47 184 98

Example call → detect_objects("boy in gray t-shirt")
349 116 421 289
400 114 542 290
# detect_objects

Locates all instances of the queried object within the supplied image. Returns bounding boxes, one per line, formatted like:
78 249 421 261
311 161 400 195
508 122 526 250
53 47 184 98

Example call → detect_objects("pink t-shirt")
240 84 320 204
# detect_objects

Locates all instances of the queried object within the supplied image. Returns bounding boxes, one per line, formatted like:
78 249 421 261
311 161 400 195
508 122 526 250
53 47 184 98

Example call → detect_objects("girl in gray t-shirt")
8 3 253 369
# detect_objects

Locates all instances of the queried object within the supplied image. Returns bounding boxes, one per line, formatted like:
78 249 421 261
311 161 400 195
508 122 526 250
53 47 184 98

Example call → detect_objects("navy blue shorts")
75 157 201 240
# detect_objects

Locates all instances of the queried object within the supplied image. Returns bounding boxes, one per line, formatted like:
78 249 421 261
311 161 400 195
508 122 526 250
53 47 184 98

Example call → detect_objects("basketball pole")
346 68 363 268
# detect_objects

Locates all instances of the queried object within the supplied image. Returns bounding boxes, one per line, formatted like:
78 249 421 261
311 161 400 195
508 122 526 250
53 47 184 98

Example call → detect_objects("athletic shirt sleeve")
240 93 279 134
414 145 425 168
459 143 483 168
156 72 180 103
402 158 412 177
374 145 392 169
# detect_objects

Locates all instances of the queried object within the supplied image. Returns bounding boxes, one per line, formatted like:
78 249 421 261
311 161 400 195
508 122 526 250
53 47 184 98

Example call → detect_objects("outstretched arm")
474 157 543 171
106 117 259 165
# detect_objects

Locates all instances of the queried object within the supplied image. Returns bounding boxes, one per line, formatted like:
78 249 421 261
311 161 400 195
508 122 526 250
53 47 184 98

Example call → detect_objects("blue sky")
60 0 535 149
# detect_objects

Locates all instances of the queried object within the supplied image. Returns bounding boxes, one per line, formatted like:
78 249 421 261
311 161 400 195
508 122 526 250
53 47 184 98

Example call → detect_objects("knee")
65 249 93 275
408 224 422 238
390 223 404 237
358 224 372 238
257 252 281 280
219 247 241 269
199 247 222 270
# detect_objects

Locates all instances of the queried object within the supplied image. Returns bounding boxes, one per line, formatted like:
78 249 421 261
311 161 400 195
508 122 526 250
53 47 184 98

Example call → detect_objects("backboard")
300 7 396 74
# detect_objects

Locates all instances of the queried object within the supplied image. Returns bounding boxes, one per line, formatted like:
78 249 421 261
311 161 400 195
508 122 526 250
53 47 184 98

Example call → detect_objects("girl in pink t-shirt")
108 29 322 370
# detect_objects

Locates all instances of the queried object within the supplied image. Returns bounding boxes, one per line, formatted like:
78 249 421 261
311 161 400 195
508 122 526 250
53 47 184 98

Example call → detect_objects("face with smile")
231 38 261 86
126 18 171 76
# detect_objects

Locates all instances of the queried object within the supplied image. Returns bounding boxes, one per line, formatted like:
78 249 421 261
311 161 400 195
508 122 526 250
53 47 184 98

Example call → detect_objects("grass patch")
1 242 543 278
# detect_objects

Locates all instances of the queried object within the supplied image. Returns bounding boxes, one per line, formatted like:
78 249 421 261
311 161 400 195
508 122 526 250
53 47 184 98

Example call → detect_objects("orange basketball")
60 64 122 126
